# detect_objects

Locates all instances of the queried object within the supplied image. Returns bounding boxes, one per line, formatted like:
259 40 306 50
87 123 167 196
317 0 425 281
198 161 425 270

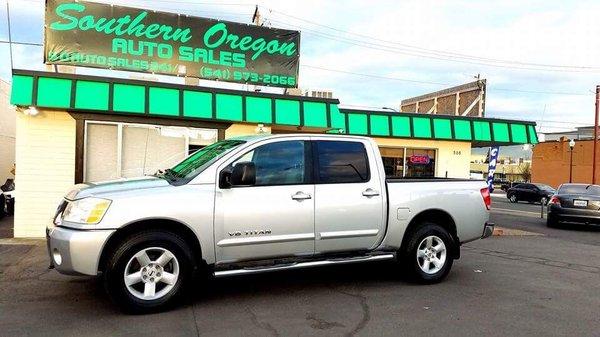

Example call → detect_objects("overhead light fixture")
23 106 39 116
255 124 266 134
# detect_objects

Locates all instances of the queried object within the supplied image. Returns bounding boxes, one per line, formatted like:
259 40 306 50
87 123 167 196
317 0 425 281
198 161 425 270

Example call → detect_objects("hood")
66 176 170 200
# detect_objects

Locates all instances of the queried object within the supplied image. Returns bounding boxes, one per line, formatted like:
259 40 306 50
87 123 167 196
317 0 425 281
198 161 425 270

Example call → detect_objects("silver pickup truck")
47 134 493 312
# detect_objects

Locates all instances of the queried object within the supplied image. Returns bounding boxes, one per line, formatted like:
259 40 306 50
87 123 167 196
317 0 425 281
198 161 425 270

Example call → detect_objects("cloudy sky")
1 0 598 134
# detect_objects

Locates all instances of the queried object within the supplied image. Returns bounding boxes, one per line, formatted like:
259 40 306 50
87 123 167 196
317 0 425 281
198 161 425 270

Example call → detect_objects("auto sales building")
9 70 538 237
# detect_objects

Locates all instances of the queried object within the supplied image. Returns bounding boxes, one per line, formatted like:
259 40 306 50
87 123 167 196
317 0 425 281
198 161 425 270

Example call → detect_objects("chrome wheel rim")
416 236 447 274
124 247 179 301
510 195 517 202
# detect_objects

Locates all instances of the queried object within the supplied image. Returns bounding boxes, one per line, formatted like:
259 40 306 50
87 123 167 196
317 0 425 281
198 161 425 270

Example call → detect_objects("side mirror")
218 166 233 189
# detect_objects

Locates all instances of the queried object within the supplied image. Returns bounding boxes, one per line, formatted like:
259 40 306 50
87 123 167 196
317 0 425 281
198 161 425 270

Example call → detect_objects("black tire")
400 223 455 284
103 230 195 314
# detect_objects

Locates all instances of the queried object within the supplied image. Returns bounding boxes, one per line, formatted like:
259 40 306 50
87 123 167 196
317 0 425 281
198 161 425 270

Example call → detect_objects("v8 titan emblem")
228 229 272 237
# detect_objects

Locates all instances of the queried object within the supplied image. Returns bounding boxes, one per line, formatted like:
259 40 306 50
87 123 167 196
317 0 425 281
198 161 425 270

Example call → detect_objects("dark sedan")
547 184 600 228
507 183 555 204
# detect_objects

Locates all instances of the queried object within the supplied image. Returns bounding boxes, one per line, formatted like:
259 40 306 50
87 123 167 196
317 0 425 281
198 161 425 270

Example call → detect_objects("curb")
493 227 543 236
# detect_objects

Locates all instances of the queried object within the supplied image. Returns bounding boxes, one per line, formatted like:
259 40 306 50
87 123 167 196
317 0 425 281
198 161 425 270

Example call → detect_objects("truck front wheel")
103 230 194 313
401 223 454 283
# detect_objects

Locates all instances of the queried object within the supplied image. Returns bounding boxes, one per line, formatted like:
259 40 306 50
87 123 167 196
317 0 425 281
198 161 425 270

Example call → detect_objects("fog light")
52 248 62 266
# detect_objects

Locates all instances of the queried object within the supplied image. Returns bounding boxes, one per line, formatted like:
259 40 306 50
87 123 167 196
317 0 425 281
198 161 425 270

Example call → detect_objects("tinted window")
233 141 306 186
558 184 600 195
316 141 369 183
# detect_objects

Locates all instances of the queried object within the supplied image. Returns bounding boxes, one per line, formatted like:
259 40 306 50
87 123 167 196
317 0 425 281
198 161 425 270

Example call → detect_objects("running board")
213 254 395 278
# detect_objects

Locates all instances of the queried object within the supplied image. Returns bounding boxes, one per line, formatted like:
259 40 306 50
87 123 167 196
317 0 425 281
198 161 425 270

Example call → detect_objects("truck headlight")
62 198 111 224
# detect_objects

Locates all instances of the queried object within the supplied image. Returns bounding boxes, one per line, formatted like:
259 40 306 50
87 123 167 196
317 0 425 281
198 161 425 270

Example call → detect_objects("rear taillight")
480 187 491 210
549 196 561 206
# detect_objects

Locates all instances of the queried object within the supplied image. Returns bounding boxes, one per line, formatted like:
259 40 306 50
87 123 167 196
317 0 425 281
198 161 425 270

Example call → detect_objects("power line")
264 7 600 73
274 19 600 74
301 64 593 96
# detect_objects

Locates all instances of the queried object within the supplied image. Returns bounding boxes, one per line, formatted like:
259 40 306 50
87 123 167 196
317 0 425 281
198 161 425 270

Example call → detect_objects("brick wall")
14 110 75 238
531 139 600 188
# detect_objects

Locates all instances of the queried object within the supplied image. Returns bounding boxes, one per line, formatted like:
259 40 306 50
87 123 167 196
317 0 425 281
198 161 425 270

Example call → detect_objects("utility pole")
252 5 262 26
593 85 599 184
6 1 13 71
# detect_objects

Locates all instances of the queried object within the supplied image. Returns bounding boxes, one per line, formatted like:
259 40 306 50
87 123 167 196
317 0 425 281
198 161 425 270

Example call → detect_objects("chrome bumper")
46 226 115 276
481 222 494 239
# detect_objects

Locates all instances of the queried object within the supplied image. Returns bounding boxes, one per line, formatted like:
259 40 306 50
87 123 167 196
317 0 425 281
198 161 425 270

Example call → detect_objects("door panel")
214 139 315 263
214 185 315 263
313 140 386 253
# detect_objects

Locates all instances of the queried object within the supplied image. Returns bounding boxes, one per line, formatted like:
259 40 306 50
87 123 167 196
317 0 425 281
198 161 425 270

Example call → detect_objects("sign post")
44 0 300 87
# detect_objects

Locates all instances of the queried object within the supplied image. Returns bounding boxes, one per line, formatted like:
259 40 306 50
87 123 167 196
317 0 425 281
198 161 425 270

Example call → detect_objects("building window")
84 122 218 182
405 148 436 178
380 147 436 178
380 147 405 178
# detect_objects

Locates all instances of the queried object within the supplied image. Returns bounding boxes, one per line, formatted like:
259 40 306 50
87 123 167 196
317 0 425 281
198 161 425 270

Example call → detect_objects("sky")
0 0 599 138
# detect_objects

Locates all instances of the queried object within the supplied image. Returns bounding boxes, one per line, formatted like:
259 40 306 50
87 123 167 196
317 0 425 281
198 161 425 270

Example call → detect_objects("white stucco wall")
14 110 76 238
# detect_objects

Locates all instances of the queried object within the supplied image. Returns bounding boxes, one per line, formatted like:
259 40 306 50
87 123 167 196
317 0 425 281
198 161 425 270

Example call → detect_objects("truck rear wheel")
401 223 454 283
103 230 194 313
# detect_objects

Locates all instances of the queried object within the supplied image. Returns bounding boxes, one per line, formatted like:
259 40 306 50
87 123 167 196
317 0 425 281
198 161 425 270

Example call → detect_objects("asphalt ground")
1 208 599 337
490 191 600 247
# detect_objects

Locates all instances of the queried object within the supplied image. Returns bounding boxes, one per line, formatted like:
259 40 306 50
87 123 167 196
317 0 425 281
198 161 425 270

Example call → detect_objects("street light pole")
569 139 576 183
593 85 599 184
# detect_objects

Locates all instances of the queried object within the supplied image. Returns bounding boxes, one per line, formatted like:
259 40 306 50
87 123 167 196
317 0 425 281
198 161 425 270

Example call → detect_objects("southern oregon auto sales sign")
44 0 301 87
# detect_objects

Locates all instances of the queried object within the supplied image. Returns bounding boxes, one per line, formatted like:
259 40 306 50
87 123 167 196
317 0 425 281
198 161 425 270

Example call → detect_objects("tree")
519 162 531 182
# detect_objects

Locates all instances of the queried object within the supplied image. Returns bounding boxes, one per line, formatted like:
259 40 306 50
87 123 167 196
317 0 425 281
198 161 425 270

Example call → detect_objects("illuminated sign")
44 0 300 87
408 155 431 165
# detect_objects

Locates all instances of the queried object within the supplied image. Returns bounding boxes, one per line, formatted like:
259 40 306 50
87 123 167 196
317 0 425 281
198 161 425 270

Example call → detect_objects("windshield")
535 184 555 192
558 184 600 195
157 139 246 184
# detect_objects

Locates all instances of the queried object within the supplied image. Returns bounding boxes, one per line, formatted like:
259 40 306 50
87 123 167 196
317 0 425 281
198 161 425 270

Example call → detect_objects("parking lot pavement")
490 194 600 247
1 235 599 337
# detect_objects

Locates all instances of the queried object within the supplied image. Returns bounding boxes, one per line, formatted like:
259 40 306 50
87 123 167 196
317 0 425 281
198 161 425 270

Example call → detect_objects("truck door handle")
362 188 380 197
291 192 312 201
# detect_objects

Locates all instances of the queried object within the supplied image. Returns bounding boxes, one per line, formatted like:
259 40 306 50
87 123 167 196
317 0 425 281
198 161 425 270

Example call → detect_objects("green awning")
339 108 538 145
10 70 538 145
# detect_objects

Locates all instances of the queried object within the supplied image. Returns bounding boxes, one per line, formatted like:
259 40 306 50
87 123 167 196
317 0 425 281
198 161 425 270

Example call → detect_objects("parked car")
46 134 493 313
500 181 523 192
507 183 555 204
0 179 15 219
547 183 600 228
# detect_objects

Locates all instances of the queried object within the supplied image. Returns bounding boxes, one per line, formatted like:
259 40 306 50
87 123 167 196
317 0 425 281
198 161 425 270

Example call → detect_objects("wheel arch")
401 209 460 259
98 218 205 273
